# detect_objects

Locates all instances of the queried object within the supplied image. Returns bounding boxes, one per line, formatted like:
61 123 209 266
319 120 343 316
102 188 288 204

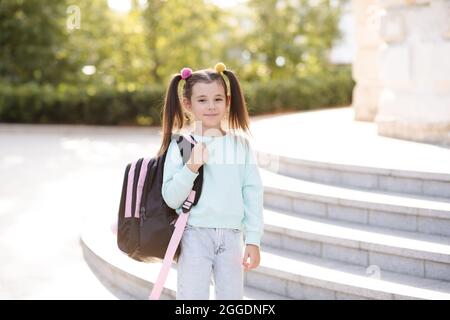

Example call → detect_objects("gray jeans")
176 224 244 300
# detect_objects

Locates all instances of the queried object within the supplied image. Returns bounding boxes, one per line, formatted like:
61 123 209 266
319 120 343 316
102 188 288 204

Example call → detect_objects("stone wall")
352 0 450 145
352 0 383 121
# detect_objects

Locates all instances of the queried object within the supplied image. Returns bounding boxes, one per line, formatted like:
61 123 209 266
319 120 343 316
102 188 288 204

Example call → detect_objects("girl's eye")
198 99 223 102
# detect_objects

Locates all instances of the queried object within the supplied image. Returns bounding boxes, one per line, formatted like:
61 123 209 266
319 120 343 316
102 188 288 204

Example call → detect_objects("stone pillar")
352 0 383 121
375 0 450 144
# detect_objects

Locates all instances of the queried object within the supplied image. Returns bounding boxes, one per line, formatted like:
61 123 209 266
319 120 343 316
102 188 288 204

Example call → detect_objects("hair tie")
180 67 192 80
215 62 226 73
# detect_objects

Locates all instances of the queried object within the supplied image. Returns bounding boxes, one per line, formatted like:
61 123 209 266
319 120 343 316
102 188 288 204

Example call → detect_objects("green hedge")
244 66 354 115
0 82 166 125
0 67 354 126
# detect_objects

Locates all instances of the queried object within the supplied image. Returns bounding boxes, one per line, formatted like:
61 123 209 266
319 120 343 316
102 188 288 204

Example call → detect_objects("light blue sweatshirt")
161 132 264 247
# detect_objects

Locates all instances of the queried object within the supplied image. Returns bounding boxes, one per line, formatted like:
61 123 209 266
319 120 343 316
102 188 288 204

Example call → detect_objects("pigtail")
222 70 252 137
157 74 184 157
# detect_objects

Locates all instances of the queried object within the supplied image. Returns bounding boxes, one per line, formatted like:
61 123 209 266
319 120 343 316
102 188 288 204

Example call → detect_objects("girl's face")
183 81 230 134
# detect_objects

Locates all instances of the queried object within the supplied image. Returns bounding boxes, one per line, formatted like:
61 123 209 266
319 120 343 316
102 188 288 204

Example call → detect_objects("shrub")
0 66 354 125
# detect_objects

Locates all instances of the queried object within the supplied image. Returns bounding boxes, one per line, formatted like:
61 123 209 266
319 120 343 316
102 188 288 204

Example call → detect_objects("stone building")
352 0 450 144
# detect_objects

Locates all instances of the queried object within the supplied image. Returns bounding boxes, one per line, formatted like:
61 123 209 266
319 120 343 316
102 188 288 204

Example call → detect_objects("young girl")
157 62 264 300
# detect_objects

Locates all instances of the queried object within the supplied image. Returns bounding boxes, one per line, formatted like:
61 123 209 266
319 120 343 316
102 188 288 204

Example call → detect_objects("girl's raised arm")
161 139 199 211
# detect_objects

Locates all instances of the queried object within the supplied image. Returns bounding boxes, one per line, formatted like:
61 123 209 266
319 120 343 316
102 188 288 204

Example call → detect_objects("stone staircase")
258 151 450 199
80 108 450 299
240 107 450 299
80 214 288 300
244 164 450 299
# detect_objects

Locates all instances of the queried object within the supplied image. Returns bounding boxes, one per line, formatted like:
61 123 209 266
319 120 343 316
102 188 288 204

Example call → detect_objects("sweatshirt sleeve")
161 139 199 212
241 139 264 247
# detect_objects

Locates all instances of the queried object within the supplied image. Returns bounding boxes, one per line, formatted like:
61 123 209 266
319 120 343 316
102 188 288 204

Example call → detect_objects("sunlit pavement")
0 124 163 299
250 107 450 175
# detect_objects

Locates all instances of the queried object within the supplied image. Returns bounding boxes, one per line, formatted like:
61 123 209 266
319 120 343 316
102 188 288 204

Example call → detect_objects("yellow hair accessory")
215 62 226 73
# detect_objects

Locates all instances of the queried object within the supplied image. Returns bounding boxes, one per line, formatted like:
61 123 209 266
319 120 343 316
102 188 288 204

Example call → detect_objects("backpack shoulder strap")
173 133 196 164
171 133 203 206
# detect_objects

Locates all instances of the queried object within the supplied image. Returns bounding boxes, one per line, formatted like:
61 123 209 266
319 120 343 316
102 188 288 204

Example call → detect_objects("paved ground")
0 124 164 299
251 107 450 174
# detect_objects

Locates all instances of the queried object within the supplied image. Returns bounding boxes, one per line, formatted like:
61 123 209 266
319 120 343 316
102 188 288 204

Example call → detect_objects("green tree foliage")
1 0 344 86
141 0 224 84
244 0 342 80
64 0 153 89
0 0 75 84
0 0 353 124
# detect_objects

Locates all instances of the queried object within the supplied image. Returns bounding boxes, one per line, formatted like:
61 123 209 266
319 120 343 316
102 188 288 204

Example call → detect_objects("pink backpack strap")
182 133 196 145
149 133 198 300
134 158 151 218
124 161 137 218
149 190 196 300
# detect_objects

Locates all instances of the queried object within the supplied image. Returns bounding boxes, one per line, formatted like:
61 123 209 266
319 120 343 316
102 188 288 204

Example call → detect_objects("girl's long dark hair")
156 66 251 157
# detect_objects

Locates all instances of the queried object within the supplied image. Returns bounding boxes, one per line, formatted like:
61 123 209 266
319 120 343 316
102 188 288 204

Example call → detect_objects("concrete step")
250 107 450 199
261 169 450 237
81 215 450 300
257 150 450 199
262 208 450 281
80 216 290 300
247 246 450 300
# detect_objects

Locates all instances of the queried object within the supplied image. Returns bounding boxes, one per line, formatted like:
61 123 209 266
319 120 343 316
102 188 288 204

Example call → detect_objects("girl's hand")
242 244 261 271
187 142 209 173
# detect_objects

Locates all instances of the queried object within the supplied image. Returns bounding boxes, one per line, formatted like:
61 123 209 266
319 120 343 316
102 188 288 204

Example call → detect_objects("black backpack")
117 133 203 262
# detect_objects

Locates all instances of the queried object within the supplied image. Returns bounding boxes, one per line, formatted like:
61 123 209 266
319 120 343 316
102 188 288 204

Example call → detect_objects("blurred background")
0 0 354 126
